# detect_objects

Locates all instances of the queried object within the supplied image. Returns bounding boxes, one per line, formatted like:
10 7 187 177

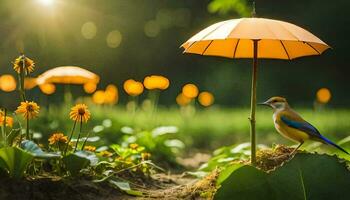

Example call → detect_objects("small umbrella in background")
36 66 100 102
181 8 330 165
36 66 99 85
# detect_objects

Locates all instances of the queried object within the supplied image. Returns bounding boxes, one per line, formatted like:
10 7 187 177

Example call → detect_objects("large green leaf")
62 150 98 175
0 147 33 178
215 154 350 200
21 140 60 158
6 128 21 146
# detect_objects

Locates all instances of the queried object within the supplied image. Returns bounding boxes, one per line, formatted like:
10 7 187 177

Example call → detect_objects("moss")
256 145 295 172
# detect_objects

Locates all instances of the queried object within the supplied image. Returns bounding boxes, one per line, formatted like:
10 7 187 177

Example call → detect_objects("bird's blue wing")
280 115 321 137
281 115 349 154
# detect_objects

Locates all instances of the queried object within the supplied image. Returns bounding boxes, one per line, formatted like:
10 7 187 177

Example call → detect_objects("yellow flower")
176 93 192 106
0 75 17 92
13 55 35 74
69 104 91 123
48 133 68 145
143 75 170 90
198 91 215 107
92 90 105 105
141 152 151 160
104 84 118 105
316 88 331 104
84 145 96 152
16 101 40 119
129 143 139 150
39 83 56 95
182 83 199 98
83 82 97 94
99 150 113 157
0 115 13 128
24 77 38 90
123 79 144 96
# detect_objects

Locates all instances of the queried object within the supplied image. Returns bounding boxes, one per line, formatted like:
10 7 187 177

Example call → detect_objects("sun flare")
37 0 55 6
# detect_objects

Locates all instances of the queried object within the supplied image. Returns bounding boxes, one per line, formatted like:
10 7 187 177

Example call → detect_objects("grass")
30 104 350 152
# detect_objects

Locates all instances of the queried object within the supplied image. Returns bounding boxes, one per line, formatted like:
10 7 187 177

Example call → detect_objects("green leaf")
214 154 350 200
63 151 90 175
125 189 143 196
74 150 99 166
21 140 60 158
108 180 143 196
0 147 33 178
109 180 131 190
6 128 21 146
216 163 243 185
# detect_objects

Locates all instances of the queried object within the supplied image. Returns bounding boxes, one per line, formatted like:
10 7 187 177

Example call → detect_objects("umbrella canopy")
181 17 330 165
182 18 329 59
36 66 100 85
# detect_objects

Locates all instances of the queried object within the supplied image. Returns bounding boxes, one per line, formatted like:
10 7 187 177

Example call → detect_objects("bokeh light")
176 93 192 106
83 82 97 94
173 8 191 28
182 83 198 98
92 90 105 105
0 75 17 92
198 91 214 107
156 9 173 29
123 79 144 96
24 78 38 90
143 75 169 90
106 84 118 94
316 88 331 104
106 30 122 48
81 22 97 40
39 83 56 95
104 84 118 105
144 20 160 37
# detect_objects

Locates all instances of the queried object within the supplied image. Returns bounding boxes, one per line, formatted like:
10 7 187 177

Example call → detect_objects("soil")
0 145 295 200
0 171 218 200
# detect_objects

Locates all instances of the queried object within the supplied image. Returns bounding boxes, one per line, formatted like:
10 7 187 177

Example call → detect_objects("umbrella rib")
201 40 213 55
232 39 240 58
183 21 229 52
280 41 291 60
197 21 231 41
184 41 197 52
304 42 321 55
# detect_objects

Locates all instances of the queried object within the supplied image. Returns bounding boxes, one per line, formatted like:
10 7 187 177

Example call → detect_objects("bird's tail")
319 135 349 155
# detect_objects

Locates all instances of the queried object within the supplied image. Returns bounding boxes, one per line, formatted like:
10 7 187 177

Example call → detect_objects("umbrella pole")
250 40 259 166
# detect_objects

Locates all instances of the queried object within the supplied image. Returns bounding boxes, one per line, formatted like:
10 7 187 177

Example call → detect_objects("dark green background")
0 0 348 108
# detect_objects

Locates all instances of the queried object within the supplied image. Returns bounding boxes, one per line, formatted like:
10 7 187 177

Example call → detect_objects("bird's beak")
257 101 270 107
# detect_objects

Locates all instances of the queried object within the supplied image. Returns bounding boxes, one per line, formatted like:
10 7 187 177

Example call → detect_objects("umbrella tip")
251 1 256 17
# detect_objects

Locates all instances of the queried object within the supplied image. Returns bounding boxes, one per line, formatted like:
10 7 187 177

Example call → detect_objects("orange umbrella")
36 66 100 85
181 15 330 165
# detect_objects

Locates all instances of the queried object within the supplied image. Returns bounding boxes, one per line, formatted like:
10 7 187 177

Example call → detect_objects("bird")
259 96 349 155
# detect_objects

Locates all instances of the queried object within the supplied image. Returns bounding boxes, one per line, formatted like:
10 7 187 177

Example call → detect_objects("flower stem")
151 90 159 125
64 119 77 155
26 117 30 140
18 55 26 102
1 108 5 146
81 131 91 151
74 116 83 152
3 109 7 145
